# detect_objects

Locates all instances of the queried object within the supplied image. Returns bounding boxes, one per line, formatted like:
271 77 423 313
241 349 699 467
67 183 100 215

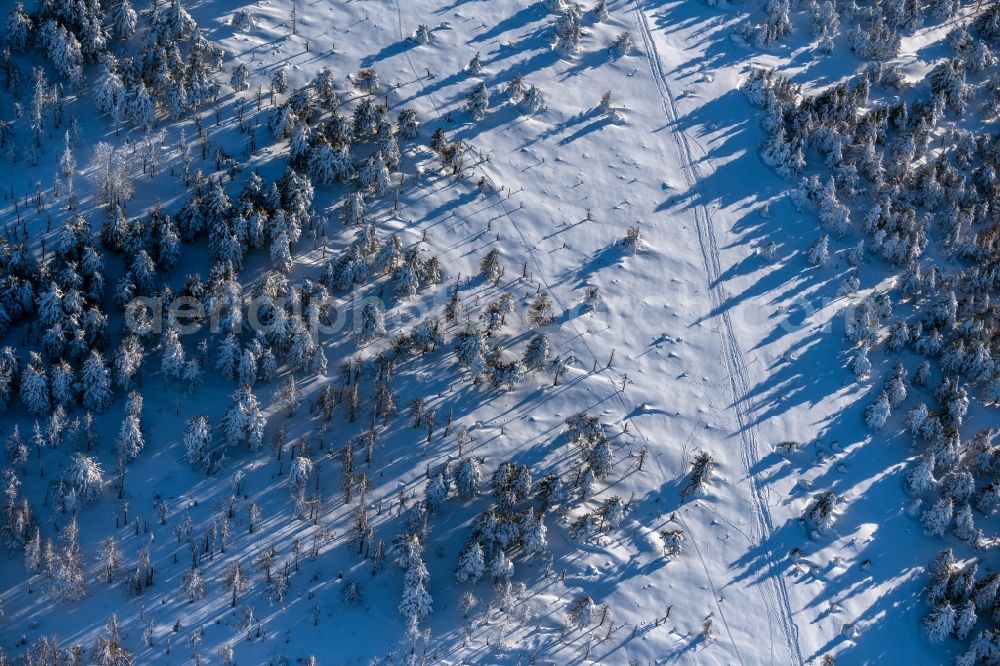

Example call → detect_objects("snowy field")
0 0 998 664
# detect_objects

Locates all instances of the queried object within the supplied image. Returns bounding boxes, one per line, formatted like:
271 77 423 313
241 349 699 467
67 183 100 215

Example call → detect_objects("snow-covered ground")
0 0 996 664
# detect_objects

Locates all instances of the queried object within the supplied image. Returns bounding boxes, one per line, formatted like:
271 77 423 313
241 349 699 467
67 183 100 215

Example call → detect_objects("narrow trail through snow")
393 4 802 661
631 2 804 664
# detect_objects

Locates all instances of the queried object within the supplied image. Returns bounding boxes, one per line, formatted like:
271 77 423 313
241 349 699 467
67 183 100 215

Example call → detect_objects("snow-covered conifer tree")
621 225 643 255
851 344 872 378
811 1 838 51
182 565 205 602
290 456 313 497
393 261 420 301
353 300 385 345
762 125 804 177
341 191 365 227
126 82 155 128
270 230 292 273
116 407 144 462
160 327 186 382
941 470 974 503
0 349 19 412
610 31 633 57
601 496 627 529
81 351 114 413
479 249 502 282
230 63 250 92
399 558 433 636
505 75 528 104
424 472 448 513
92 614 132 664
975 482 1000 515
51 361 76 407
114 335 143 391
258 347 278 384
520 508 548 556
397 108 420 140
455 541 485 582
352 98 381 137
522 85 546 113
5 2 32 52
455 327 487 370
490 550 513 582
921 497 954 536
223 560 250 607
806 234 830 266
818 180 851 238
42 22 84 83
565 595 598 630
182 357 203 391
528 292 555 327
465 82 489 121
68 453 104 504
237 348 258 387
52 518 85 602
923 601 956 642
310 67 336 106
110 0 137 40
803 490 837 532
466 52 483 75
864 392 891 431
307 142 345 184
453 456 482 498
230 9 256 32
907 403 929 437
523 334 550 370
758 0 791 46
886 321 909 352
554 6 582 53
5 426 29 472
592 0 609 20
288 124 313 169
954 503 979 544
546 355 569 386
269 104 296 138
974 574 1000 611
271 66 289 95
184 414 212 465
216 333 240 381
353 68 380 93
20 353 51 417
955 599 977 641
392 533 423 571
587 438 614 480
222 385 267 450
97 535 120 583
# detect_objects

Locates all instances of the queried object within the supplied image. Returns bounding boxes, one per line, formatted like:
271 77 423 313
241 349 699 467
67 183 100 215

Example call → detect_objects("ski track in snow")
394 0 754 655
491 182 753 664
632 2 804 665
391 1 801 660
387 7 743 655
395 1 433 115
